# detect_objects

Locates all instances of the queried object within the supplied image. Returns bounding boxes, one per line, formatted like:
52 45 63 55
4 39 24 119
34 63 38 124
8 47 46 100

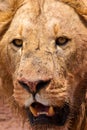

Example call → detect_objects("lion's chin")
30 124 69 130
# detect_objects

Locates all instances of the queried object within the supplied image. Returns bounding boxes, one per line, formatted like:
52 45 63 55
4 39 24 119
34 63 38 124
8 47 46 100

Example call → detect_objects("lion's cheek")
13 87 30 107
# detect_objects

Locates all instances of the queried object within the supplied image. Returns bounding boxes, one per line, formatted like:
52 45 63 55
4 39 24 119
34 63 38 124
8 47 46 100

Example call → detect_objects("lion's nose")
18 78 51 94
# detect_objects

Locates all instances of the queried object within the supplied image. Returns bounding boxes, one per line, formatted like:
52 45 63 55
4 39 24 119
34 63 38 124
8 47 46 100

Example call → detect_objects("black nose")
18 79 51 94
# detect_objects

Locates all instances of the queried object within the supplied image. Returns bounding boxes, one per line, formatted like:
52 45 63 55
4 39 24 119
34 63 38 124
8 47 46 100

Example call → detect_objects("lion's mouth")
26 102 70 126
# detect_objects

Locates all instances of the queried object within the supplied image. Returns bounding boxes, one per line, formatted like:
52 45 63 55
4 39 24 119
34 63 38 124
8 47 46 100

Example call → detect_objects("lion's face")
0 0 87 130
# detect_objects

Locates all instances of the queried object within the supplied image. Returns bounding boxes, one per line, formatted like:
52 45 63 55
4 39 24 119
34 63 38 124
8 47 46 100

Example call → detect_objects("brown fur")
0 0 87 130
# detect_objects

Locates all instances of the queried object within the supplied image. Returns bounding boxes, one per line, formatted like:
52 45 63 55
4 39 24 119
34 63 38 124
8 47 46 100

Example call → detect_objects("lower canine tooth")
48 106 55 116
29 106 37 117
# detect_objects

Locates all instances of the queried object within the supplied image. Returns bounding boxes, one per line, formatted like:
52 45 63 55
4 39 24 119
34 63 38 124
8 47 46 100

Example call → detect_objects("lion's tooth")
37 112 47 116
48 106 55 116
29 106 37 117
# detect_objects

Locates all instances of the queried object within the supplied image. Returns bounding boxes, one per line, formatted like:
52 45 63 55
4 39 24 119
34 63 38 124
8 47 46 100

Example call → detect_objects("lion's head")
0 0 87 130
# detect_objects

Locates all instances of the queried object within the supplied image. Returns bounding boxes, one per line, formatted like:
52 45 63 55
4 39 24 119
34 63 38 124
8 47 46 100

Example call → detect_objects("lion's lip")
26 102 70 126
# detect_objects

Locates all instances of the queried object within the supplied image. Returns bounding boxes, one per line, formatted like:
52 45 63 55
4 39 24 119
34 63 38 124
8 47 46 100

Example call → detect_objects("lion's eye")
12 39 23 47
55 36 70 46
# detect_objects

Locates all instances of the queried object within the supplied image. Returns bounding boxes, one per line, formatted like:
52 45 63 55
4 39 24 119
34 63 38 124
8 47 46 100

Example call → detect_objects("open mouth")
26 102 70 126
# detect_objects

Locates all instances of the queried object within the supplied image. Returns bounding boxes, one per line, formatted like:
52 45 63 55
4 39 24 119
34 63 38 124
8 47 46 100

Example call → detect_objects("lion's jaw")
0 0 87 130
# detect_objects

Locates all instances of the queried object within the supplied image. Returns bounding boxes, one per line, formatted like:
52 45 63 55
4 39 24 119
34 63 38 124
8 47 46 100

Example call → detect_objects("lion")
0 0 87 130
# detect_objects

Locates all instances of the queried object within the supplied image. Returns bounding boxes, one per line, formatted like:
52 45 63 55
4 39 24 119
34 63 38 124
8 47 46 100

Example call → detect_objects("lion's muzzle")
17 78 70 126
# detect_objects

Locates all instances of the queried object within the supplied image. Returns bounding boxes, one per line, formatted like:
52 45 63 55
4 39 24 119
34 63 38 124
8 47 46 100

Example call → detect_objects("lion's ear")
59 0 87 20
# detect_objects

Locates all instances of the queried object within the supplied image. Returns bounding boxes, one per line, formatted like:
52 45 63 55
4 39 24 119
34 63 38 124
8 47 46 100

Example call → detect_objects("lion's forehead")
9 0 86 40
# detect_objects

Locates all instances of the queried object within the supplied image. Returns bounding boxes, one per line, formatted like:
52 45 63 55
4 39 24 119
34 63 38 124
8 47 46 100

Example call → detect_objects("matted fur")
0 0 87 130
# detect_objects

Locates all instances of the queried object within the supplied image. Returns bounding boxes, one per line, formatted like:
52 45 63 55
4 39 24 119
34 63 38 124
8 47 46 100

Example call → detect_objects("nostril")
18 81 30 92
36 80 51 92
18 79 51 94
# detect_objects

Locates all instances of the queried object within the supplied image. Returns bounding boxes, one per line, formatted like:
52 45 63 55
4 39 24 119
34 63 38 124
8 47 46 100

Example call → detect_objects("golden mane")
60 0 87 15
0 0 24 38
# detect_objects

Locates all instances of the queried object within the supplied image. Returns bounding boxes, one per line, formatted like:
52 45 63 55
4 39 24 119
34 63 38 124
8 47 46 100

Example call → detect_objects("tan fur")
0 0 87 130
60 0 87 15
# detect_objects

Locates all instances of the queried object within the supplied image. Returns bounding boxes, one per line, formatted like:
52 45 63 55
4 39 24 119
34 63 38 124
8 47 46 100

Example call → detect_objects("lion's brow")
0 0 87 38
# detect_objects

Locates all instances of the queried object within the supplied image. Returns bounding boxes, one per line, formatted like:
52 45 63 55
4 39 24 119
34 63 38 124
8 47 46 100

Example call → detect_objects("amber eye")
12 39 23 47
55 36 70 46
